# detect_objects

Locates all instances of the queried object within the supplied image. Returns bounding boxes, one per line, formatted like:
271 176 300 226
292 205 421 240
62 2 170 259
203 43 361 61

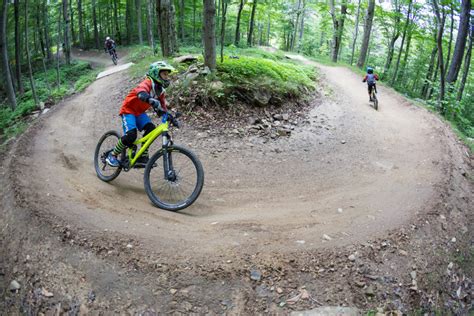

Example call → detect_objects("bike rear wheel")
373 93 378 110
94 130 122 182
144 145 204 211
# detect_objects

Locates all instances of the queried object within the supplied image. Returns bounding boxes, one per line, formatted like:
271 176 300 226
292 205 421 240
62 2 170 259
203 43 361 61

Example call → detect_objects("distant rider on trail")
104 36 118 59
362 67 379 102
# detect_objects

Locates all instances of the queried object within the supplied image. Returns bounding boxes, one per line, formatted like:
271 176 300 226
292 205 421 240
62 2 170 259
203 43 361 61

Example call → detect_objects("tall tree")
444 3 454 76
247 0 257 46
381 0 402 77
14 0 23 94
179 0 184 42
330 0 347 62
297 0 306 52
356 0 375 68
43 0 52 61
146 0 155 50
457 25 472 101
203 0 216 70
78 0 85 49
92 0 100 48
291 0 303 51
390 0 413 84
349 0 362 65
234 0 244 45
446 0 471 85
432 0 446 110
220 0 228 62
137 0 143 44
113 0 121 43
0 0 17 109
156 0 177 56
63 0 71 64
25 0 39 107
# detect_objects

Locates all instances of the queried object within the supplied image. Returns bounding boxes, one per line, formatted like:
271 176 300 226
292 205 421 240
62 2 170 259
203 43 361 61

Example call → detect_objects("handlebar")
153 108 181 128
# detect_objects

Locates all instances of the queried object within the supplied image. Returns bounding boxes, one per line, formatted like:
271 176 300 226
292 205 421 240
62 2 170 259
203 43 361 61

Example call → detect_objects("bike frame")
127 116 170 168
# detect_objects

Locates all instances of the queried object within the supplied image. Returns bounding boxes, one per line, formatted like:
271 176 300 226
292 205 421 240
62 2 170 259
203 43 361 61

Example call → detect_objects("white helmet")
106 36 111 41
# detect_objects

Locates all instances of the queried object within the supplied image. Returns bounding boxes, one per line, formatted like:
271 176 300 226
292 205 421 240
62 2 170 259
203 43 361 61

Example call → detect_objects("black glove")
148 98 165 115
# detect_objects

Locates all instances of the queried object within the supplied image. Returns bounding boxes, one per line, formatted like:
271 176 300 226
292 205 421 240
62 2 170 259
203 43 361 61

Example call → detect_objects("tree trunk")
25 0 39 107
203 0 216 70
297 0 305 52
432 0 446 111
0 0 17 109
398 28 413 83
44 0 52 61
291 0 302 51
92 0 100 49
356 0 375 68
137 0 143 44
69 0 75 44
179 0 184 42
193 0 196 43
349 0 361 65
422 47 437 98
390 0 412 85
14 0 23 94
266 17 270 46
156 0 176 56
247 0 257 46
146 0 155 50
234 0 244 45
457 28 472 101
63 0 71 64
446 0 471 84
220 0 228 62
383 35 399 77
113 0 121 43
36 3 46 58
444 4 454 77
78 0 85 49
56 2 61 87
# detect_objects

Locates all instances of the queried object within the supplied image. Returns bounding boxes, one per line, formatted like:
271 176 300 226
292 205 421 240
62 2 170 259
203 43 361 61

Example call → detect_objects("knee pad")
121 128 138 147
143 122 156 136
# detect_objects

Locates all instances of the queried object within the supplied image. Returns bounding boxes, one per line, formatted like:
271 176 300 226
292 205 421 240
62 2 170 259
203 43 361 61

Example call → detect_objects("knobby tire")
94 130 123 182
144 145 204 211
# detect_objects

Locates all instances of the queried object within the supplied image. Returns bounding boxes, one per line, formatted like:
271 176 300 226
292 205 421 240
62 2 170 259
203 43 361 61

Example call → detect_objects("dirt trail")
1 52 471 314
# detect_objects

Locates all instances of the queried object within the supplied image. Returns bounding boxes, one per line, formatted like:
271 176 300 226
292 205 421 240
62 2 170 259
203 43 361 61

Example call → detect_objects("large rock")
174 55 198 63
252 89 272 106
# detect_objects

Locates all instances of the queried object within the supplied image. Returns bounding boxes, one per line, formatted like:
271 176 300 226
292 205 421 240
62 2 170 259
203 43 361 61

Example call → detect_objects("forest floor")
0 50 472 314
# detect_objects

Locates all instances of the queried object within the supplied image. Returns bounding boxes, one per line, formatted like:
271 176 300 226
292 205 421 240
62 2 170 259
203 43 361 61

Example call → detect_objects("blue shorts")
121 113 151 134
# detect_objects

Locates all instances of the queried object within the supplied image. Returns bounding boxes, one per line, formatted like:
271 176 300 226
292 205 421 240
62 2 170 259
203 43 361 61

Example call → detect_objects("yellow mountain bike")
94 110 204 211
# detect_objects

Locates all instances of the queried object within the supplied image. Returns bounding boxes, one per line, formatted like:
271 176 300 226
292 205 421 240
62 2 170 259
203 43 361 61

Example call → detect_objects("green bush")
0 60 98 144
216 55 315 95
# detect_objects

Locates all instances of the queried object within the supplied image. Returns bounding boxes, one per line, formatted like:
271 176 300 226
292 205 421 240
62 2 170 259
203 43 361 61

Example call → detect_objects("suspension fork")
162 132 176 181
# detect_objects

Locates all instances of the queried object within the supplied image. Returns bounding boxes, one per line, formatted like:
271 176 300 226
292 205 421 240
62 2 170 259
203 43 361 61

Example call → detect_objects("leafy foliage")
0 61 98 144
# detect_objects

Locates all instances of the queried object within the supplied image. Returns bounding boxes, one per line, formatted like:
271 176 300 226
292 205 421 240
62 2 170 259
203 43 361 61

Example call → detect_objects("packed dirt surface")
1 51 472 314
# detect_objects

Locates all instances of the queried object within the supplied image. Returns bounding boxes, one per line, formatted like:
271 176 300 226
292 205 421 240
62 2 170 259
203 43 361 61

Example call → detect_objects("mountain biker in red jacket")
106 61 175 168
363 67 379 101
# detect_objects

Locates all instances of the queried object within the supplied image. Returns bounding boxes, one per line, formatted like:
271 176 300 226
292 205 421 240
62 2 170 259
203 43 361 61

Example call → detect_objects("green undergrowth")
128 45 317 109
0 60 99 145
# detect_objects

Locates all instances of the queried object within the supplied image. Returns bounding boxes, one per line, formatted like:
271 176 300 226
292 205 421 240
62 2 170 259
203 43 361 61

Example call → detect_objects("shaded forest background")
0 0 472 142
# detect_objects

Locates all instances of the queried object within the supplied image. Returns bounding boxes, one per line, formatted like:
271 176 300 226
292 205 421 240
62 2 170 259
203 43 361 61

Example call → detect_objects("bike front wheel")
144 145 204 211
94 130 122 182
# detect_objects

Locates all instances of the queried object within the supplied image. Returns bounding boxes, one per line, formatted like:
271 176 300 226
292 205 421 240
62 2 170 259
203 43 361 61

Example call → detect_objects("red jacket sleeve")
362 75 367 82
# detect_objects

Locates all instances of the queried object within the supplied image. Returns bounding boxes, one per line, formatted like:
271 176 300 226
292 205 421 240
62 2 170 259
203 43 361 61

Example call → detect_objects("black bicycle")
107 47 118 65
369 85 378 110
